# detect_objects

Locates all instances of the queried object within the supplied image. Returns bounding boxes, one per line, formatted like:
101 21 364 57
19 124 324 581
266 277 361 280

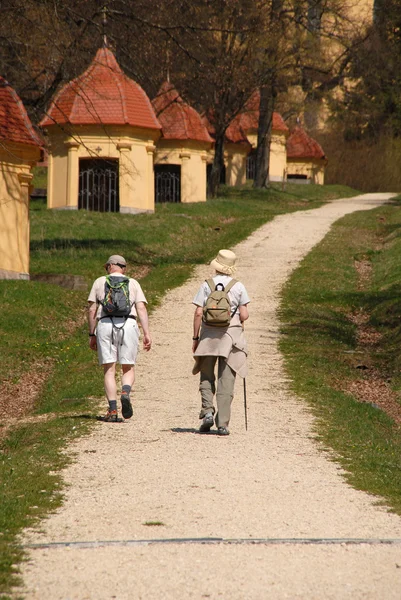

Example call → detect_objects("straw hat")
210 249 237 275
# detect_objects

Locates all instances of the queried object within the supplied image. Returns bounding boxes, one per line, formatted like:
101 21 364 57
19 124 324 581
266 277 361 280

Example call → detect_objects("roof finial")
166 42 171 83
102 5 108 48
296 115 301 125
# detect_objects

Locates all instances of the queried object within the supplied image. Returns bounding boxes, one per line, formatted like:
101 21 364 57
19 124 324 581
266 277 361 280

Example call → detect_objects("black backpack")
101 275 131 317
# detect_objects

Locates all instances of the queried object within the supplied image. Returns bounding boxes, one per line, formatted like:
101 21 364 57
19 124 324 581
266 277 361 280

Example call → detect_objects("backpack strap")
206 278 216 293
205 278 237 293
223 278 237 293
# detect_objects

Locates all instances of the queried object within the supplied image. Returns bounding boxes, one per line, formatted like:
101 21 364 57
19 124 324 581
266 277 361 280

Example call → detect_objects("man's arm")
192 305 203 352
239 304 249 323
136 301 152 351
88 301 98 351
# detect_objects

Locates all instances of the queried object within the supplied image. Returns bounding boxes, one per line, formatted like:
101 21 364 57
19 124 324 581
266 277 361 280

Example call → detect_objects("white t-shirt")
192 275 250 316
88 274 147 320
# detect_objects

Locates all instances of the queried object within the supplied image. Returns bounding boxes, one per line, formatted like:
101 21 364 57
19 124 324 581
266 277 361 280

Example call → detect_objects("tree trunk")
208 132 225 198
253 85 275 189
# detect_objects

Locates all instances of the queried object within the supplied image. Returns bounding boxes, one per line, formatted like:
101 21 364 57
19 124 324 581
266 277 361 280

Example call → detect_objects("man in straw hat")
87 254 152 422
192 249 250 435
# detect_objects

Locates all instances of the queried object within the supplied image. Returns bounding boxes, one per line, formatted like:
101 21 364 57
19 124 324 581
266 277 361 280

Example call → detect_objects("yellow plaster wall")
281 1 373 131
269 133 288 182
154 140 209 203
243 130 288 182
320 0 373 63
246 132 257 148
349 0 373 21
224 143 248 186
0 144 40 279
45 125 160 213
287 158 326 185
47 137 68 208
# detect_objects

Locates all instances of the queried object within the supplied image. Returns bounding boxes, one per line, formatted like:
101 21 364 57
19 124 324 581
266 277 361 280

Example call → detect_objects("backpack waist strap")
99 315 137 321
99 315 136 348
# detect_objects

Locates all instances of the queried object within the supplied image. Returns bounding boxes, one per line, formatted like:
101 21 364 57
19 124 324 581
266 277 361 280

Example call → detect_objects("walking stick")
243 377 248 431
241 319 248 431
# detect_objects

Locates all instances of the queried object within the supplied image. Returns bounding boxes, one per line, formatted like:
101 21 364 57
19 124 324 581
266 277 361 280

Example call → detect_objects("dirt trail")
20 194 401 600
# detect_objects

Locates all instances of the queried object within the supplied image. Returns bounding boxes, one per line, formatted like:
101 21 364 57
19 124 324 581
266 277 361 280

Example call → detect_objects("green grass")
0 418 90 596
31 167 47 190
0 183 357 595
280 195 401 513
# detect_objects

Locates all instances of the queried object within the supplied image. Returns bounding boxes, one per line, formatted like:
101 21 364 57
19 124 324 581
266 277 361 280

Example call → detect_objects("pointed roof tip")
287 125 326 160
153 80 181 113
157 80 178 95
152 81 212 143
0 76 43 147
101 5 109 48
229 91 289 136
39 46 161 130
93 45 122 73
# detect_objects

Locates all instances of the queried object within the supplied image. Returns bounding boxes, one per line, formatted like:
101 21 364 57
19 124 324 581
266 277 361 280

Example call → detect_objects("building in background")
40 45 161 214
234 91 289 183
286 126 327 184
0 77 42 279
152 81 213 203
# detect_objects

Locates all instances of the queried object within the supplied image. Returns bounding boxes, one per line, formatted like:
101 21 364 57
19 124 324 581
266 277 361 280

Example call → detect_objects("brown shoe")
102 409 119 422
199 412 214 433
217 426 230 436
120 392 133 419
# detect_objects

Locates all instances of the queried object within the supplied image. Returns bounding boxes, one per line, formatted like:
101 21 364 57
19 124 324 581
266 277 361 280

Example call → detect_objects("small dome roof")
235 91 289 134
152 81 212 143
201 112 250 145
40 47 160 130
287 126 326 159
0 77 42 146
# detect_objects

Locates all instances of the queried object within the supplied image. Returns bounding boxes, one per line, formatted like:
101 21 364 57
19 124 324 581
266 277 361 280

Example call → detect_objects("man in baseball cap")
87 254 152 422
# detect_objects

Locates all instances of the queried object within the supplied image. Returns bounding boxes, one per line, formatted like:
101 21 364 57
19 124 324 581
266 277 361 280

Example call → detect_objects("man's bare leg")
101 363 119 421
103 363 117 400
121 364 135 419
121 364 135 388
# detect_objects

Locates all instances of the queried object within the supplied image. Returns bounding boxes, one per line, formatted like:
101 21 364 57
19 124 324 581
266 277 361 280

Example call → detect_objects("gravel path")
20 193 401 599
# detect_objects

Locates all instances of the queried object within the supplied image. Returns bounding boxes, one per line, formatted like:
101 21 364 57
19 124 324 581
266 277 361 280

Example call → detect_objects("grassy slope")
280 196 401 514
0 183 356 596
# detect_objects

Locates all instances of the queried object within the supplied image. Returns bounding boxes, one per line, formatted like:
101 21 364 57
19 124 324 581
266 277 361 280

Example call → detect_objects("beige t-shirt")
88 275 147 320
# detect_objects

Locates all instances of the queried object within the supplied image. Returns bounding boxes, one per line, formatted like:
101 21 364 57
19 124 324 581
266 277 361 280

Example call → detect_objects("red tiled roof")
235 91 289 134
201 112 250 145
272 112 288 132
287 126 326 160
225 90 289 139
40 47 161 130
201 113 214 136
225 118 250 144
0 77 42 146
152 81 212 143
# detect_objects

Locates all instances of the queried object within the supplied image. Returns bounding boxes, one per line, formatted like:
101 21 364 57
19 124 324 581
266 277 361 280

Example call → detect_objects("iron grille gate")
246 152 256 180
207 163 226 186
78 159 119 212
155 165 181 203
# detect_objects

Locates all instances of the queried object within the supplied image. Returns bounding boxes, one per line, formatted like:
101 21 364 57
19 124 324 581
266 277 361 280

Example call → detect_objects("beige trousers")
199 356 236 427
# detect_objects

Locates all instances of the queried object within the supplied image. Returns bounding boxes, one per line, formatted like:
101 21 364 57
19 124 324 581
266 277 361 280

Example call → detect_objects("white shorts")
96 317 140 365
